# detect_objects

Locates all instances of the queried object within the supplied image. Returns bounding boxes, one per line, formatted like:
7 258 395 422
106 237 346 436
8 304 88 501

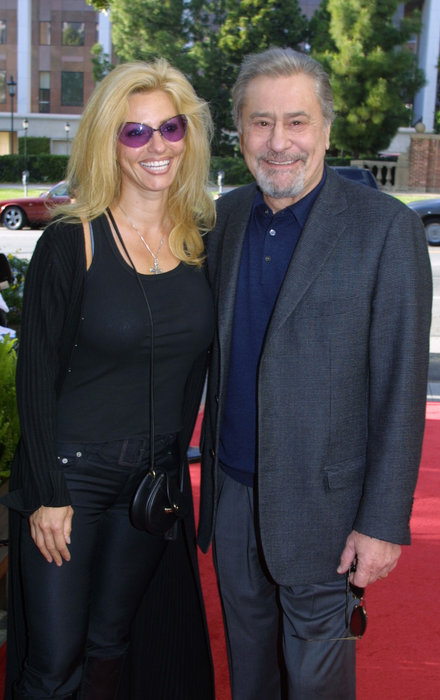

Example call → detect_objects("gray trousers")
214 472 356 700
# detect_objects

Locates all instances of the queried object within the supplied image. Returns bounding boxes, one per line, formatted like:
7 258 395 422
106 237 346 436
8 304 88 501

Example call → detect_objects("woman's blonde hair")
56 59 215 265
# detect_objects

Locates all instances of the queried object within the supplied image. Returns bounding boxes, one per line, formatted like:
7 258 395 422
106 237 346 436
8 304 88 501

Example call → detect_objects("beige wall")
0 131 17 155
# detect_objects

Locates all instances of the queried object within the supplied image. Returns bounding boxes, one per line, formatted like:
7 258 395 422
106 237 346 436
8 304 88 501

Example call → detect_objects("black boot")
78 656 125 700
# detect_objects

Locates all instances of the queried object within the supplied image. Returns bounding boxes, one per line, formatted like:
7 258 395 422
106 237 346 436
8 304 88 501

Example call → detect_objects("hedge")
1 153 354 187
0 154 69 183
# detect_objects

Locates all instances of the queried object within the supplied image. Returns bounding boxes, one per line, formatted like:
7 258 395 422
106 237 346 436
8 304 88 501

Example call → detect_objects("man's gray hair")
232 47 335 132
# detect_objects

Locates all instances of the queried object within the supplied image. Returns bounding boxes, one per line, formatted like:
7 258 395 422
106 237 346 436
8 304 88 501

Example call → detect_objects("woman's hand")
29 505 74 566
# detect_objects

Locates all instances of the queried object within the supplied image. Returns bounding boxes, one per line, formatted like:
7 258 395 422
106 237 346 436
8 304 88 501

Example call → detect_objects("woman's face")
117 90 186 199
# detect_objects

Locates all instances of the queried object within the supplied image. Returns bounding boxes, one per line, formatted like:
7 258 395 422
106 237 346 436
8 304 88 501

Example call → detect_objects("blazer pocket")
324 455 365 490
296 295 363 319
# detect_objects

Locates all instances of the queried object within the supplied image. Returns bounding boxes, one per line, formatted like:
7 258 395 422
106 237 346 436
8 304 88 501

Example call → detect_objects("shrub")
210 156 254 186
0 335 19 481
19 136 51 155
2 256 29 332
0 154 68 183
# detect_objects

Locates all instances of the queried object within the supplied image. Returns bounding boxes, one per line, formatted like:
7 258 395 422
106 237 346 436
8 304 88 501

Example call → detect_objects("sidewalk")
427 351 440 401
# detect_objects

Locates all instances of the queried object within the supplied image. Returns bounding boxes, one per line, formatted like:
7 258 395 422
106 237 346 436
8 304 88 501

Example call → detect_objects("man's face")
239 73 331 213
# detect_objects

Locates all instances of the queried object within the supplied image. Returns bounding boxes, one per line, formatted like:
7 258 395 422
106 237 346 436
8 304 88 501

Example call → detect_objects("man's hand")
337 530 401 587
29 505 74 566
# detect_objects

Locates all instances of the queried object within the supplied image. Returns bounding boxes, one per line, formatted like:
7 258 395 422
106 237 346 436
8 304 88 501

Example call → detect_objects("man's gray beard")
255 156 306 200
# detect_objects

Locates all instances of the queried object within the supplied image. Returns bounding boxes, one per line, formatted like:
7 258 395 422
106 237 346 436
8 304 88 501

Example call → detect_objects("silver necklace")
118 204 166 274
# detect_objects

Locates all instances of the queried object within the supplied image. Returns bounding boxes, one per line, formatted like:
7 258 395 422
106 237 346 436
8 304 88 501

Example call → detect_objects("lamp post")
7 76 17 155
23 118 29 162
22 119 29 196
65 122 70 155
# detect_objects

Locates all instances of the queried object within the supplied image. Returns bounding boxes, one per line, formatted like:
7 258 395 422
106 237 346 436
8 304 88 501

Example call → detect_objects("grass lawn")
0 187 47 199
395 193 440 204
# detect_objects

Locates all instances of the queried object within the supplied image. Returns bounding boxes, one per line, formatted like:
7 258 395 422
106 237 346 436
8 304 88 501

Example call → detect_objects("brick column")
408 134 440 193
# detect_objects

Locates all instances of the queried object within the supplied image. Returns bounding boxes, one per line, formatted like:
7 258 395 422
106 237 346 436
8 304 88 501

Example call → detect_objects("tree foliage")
86 0 110 11
110 0 192 66
218 0 308 67
313 0 424 156
186 1 234 153
91 43 115 83
86 0 426 158
308 0 336 54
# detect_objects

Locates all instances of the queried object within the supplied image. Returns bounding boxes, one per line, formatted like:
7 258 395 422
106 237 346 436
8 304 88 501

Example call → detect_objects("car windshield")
43 182 68 198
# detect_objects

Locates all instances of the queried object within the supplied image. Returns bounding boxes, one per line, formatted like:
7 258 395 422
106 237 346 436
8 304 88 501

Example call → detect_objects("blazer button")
214 394 219 404
209 448 216 458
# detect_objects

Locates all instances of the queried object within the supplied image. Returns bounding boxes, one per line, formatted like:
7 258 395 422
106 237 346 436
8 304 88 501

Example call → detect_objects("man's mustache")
258 153 307 165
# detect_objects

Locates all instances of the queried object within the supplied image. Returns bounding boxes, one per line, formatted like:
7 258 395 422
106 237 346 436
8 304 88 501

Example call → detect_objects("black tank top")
56 213 213 442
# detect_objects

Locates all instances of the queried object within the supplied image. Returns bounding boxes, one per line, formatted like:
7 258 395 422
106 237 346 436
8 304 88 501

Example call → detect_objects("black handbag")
107 209 189 539
130 466 189 536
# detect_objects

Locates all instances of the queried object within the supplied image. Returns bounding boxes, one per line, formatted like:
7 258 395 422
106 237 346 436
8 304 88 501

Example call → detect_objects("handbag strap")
106 208 184 489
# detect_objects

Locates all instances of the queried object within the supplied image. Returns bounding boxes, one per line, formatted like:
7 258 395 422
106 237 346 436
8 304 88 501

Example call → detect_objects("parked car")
0 181 70 230
407 198 440 246
331 166 379 189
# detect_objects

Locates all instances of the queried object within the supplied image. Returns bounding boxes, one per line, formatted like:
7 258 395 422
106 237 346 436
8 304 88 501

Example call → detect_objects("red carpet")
356 402 440 698
191 403 440 699
1 404 438 699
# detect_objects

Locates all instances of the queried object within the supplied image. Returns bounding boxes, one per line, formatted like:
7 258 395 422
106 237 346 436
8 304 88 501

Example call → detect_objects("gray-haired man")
199 47 431 698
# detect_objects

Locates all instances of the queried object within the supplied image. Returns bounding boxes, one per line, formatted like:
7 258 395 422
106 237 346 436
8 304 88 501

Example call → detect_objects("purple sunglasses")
118 114 188 148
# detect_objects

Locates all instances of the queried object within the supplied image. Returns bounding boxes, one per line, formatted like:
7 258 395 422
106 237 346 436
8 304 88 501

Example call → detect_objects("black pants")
17 434 178 699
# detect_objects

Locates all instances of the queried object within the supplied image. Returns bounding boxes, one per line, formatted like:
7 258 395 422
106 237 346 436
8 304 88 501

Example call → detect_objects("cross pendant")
150 258 163 274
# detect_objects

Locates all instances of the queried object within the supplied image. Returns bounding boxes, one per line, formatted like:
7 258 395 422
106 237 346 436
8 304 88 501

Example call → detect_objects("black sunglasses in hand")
342 575 367 640
293 567 367 643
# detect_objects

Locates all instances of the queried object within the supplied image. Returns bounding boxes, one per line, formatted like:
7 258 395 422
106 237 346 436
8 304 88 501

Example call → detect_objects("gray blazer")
198 166 432 586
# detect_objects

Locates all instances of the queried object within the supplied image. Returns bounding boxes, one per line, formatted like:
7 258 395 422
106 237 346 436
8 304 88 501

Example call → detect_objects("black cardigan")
5 219 87 512
3 217 214 699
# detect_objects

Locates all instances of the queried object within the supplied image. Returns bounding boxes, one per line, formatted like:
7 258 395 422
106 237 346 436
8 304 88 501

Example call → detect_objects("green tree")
209 0 308 153
109 0 192 69
91 43 115 83
219 0 308 72
308 0 336 54
315 0 424 156
87 0 110 10
186 0 235 154
85 0 310 155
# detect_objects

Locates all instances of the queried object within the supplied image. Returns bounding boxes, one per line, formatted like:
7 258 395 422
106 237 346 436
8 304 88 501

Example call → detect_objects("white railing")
350 156 408 191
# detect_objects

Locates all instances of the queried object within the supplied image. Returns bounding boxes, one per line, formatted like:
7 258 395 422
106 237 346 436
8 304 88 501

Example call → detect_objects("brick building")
0 0 438 161
0 0 111 154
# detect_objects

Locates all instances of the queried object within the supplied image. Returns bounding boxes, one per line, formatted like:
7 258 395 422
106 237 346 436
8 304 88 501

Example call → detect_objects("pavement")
428 351 440 401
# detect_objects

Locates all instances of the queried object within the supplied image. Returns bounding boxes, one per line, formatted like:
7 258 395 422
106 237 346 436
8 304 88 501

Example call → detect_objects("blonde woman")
4 60 215 700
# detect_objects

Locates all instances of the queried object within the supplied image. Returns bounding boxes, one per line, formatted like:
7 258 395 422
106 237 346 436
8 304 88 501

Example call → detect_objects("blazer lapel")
265 174 349 341
216 185 256 351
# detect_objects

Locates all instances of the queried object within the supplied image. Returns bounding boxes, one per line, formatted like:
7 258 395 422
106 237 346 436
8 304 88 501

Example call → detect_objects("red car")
0 181 70 230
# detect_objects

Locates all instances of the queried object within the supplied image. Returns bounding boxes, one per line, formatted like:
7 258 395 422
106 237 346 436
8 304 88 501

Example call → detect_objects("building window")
39 72 50 113
61 71 83 106
0 72 6 104
40 22 51 45
0 20 6 44
62 22 85 46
